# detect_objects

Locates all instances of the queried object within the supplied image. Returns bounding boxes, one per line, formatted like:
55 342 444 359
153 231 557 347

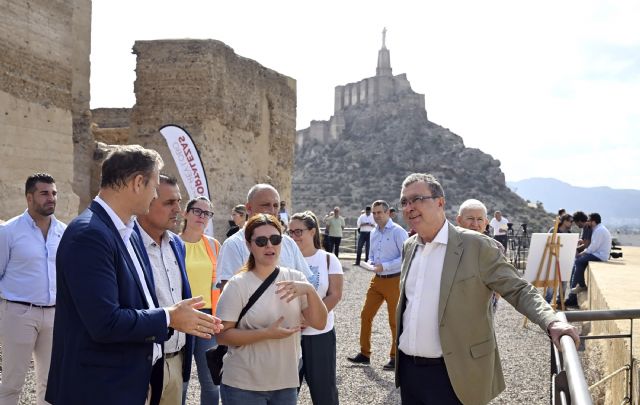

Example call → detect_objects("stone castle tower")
296 29 425 149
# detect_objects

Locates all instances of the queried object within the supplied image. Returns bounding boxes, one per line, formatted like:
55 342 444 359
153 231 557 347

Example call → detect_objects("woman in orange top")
180 196 221 405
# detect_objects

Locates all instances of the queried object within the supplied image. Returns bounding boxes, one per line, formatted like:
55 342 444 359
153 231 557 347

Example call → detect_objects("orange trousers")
359 274 400 359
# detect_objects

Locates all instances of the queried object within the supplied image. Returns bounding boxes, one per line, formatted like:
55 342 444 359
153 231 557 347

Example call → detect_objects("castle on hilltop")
296 29 426 149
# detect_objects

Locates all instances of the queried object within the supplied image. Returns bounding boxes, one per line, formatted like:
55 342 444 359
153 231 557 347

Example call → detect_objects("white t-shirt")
489 217 509 236
302 250 343 336
216 267 309 391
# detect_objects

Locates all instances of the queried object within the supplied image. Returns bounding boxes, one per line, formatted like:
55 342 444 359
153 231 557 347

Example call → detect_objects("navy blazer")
46 201 170 405
133 223 195 382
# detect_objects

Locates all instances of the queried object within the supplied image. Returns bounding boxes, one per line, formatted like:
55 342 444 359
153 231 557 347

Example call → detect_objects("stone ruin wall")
129 40 297 238
0 0 90 223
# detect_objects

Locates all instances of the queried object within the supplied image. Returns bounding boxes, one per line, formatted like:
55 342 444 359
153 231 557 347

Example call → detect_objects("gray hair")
401 173 445 198
458 199 488 217
246 184 279 203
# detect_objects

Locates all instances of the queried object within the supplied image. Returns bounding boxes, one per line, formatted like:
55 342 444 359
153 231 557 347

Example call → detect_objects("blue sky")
91 0 640 190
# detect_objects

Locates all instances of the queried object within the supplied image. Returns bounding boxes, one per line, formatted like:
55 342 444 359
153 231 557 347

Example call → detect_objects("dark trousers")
299 329 339 405
326 236 342 258
355 231 371 264
494 234 507 249
398 351 462 405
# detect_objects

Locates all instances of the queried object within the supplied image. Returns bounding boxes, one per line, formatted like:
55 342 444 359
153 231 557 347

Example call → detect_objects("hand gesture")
266 316 301 339
275 281 311 303
168 296 224 339
548 321 580 350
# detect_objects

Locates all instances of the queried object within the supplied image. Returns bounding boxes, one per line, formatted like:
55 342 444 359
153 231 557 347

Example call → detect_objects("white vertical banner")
159 124 214 237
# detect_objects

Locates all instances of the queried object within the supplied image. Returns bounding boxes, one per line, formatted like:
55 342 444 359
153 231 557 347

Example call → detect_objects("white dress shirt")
94 197 167 364
398 220 449 358
585 223 612 261
356 213 376 232
0 210 66 306
138 226 185 354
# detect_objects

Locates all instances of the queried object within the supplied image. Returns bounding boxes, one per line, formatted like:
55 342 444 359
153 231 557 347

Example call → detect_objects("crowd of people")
1 144 590 405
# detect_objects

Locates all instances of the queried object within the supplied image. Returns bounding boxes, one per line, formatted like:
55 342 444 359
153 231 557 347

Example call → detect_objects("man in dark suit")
395 173 579 405
46 145 222 405
136 174 194 405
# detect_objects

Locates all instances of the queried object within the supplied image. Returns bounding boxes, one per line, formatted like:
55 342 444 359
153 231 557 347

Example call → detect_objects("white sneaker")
571 285 588 294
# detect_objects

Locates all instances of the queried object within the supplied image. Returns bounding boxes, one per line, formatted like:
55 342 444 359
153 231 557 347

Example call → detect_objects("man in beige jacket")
394 173 579 405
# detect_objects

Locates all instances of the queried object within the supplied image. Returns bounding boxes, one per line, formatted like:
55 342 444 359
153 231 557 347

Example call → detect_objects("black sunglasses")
252 234 283 247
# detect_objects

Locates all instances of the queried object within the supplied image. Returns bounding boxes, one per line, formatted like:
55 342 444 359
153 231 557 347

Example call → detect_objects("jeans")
220 384 297 405
183 308 219 405
545 282 568 303
355 232 370 265
572 253 601 288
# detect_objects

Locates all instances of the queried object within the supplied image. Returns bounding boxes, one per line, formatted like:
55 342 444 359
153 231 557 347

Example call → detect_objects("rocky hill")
293 99 554 232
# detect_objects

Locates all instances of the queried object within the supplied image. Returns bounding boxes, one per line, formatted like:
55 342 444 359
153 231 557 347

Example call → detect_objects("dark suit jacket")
133 224 195 382
46 201 171 405
395 223 558 405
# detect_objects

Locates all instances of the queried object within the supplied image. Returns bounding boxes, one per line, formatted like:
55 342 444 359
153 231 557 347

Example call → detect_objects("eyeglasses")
399 195 440 208
252 234 283 247
189 207 214 218
287 228 307 237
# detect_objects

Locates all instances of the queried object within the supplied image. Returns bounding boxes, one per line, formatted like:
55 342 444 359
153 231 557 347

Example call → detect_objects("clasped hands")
167 296 223 339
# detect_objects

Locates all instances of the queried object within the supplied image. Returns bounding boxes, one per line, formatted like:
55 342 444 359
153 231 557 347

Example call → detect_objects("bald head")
246 184 280 216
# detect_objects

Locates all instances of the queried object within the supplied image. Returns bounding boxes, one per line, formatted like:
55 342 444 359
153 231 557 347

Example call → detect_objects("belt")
375 272 400 279
400 351 444 366
165 351 182 359
6 299 55 309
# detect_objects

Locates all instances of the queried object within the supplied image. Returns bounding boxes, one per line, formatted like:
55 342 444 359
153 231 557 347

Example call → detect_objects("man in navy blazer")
46 146 222 405
136 174 195 405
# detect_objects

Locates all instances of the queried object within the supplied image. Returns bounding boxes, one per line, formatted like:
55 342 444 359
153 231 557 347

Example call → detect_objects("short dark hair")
573 211 588 223
100 145 163 189
589 213 602 224
159 174 178 186
373 200 390 212
365 206 371 211
558 208 566 217
25 173 55 195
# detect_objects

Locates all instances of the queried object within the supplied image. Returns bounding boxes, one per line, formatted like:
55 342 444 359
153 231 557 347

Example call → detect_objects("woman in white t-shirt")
216 214 327 405
289 211 343 405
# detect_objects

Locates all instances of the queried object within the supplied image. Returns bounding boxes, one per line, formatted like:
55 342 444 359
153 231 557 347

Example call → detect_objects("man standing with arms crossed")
0 173 66 405
46 145 222 405
395 173 579 404
348 200 408 370
136 175 194 405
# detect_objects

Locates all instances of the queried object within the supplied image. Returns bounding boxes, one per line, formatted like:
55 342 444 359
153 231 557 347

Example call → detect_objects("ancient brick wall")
130 40 297 239
0 0 89 223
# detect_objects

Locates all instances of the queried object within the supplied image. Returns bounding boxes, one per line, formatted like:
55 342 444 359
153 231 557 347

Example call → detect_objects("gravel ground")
3 259 594 404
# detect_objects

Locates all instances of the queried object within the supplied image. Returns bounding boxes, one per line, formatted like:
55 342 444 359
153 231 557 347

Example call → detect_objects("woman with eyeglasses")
216 214 327 405
180 196 221 405
226 204 247 238
289 211 343 405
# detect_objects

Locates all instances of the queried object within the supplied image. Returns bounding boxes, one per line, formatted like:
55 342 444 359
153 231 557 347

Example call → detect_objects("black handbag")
206 267 280 385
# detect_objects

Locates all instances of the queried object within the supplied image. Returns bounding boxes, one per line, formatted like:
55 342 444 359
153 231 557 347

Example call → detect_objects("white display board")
524 233 580 286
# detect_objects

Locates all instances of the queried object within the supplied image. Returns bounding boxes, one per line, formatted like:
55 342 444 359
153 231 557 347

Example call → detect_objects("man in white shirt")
0 173 66 405
45 145 222 405
216 184 311 289
354 206 376 266
395 173 579 405
137 174 194 405
489 210 509 249
569 212 611 295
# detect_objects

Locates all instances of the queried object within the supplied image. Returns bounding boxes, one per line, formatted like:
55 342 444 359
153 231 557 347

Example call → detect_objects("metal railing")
320 227 359 256
551 309 640 404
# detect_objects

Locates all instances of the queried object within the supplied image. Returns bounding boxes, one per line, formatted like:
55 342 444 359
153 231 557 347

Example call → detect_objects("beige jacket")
395 222 557 405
